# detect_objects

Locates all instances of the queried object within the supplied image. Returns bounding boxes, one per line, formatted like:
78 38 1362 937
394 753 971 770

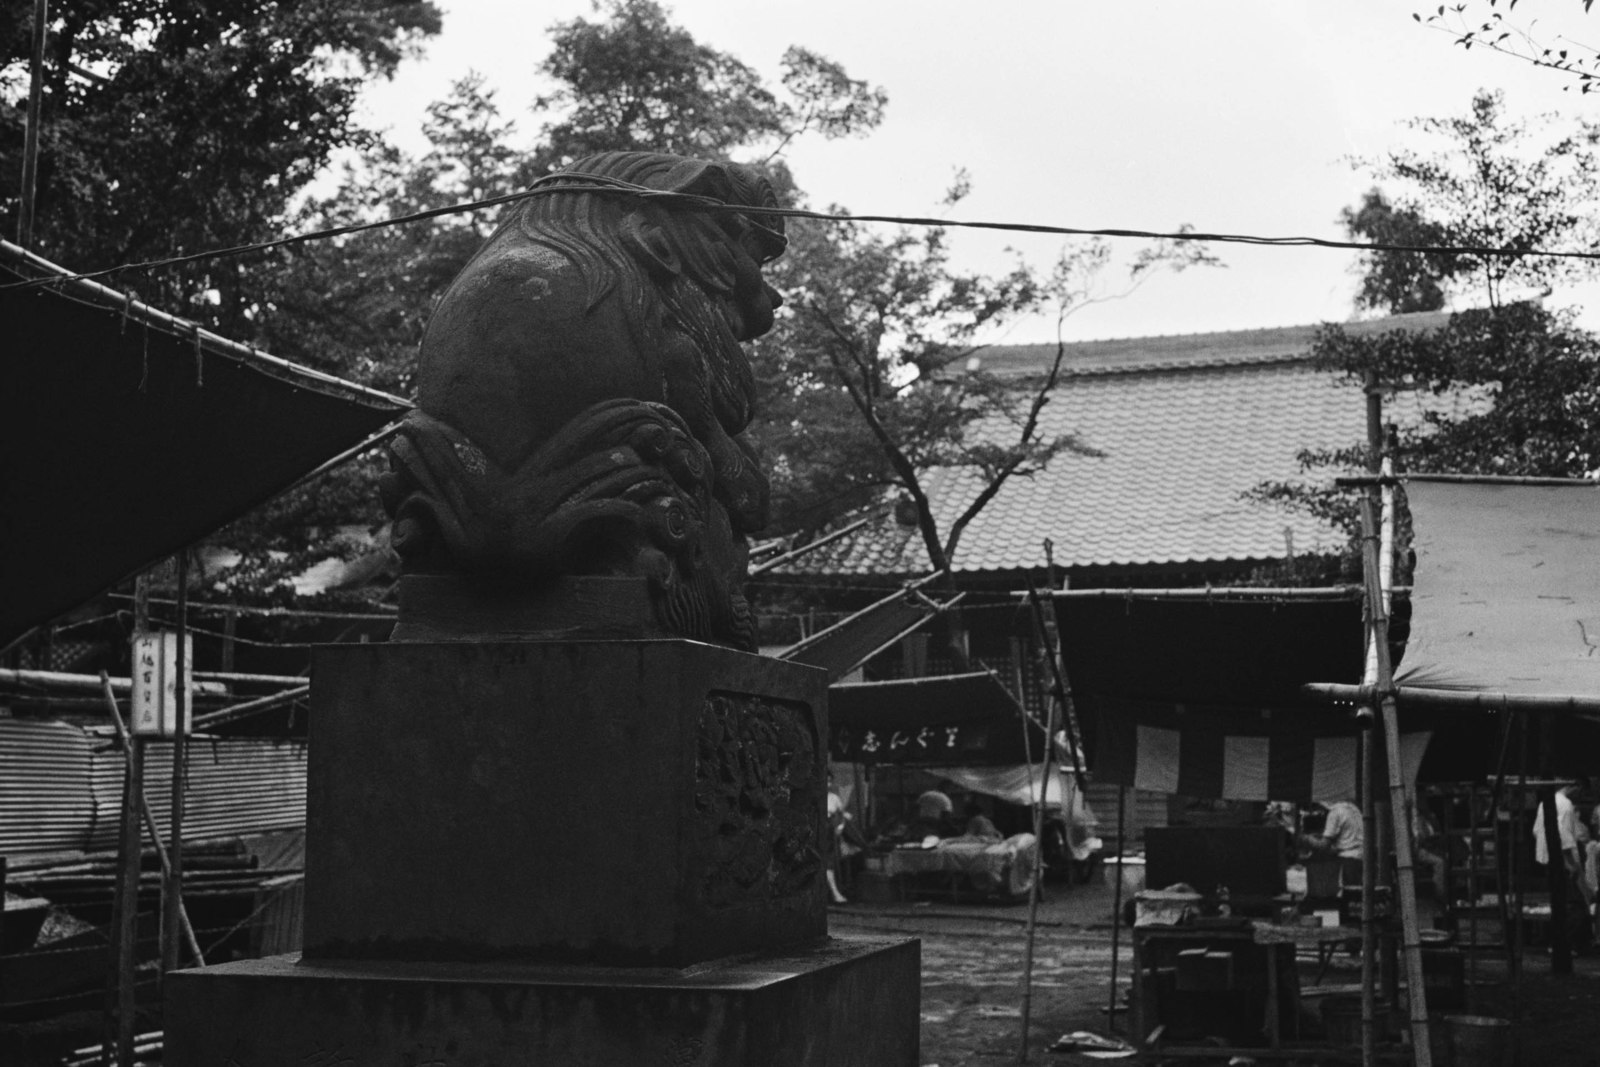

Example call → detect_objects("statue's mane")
501 152 782 314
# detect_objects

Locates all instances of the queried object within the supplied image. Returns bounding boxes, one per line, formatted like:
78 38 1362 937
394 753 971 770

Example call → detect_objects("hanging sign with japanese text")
130 631 192 737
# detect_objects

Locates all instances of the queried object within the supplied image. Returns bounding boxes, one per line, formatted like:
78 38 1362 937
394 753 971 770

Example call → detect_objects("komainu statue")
381 152 786 650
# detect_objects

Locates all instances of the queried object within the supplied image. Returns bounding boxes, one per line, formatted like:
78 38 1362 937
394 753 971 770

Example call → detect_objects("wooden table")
1130 920 1363 1054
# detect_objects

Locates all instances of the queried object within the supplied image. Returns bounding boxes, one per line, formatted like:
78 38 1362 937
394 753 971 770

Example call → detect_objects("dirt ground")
834 876 1600 1066
9 878 1600 1066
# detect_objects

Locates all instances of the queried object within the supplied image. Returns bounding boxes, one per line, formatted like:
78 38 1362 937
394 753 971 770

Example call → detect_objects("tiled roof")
971 311 1450 376
784 313 1468 577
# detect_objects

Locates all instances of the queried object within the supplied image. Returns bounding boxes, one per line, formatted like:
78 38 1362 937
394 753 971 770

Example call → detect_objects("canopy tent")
827 670 1051 766
1398 478 1600 701
0 241 410 648
1056 590 1467 798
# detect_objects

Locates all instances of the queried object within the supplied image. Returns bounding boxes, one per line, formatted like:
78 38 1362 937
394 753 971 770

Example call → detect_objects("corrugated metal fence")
0 717 307 858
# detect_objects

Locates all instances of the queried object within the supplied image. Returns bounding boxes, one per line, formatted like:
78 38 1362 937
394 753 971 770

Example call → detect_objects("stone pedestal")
166 938 920 1067
164 637 921 1066
303 640 829 968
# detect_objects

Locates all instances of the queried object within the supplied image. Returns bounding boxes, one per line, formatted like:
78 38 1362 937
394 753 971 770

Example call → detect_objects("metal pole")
162 553 189 974
17 0 47 247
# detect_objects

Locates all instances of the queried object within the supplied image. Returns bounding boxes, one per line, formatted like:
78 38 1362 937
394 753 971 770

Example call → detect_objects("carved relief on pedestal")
692 692 823 907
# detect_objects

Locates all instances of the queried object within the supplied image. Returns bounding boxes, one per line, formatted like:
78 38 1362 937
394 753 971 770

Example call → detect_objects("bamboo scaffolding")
1359 497 1432 1066
1336 473 1600 488
97 673 205 967
161 553 191 976
1299 682 1600 716
189 685 310 731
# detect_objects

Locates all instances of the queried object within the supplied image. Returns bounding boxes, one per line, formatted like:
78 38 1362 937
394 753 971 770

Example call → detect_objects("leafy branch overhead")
1417 2 1600 92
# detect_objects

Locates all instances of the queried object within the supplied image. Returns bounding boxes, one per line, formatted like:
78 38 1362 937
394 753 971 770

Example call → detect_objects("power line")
5 170 1598 294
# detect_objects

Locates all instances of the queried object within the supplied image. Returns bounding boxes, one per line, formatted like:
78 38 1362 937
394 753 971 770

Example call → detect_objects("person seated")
907 789 959 841
955 799 1004 843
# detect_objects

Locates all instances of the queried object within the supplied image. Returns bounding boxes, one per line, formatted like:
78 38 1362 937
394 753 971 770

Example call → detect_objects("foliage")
1246 304 1600 585
527 0 884 182
208 0 888 601
764 200 1222 572
1416 2 1600 92
1256 88 1600 584
1340 188 1453 313
0 0 441 337
1344 89 1600 312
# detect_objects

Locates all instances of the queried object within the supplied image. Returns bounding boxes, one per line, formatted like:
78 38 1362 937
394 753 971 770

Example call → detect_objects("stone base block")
165 936 920 1067
304 639 828 968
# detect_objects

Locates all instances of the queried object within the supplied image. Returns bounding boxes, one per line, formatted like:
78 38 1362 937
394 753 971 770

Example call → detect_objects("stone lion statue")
381 151 786 650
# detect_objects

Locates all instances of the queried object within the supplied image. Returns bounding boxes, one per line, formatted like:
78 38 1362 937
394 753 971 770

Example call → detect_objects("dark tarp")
1084 694 1437 803
1400 479 1600 699
828 670 1048 765
1053 591 1501 791
1054 593 1371 707
1 243 408 647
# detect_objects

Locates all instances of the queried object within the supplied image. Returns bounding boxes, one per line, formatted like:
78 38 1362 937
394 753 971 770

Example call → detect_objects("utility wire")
5 170 1599 294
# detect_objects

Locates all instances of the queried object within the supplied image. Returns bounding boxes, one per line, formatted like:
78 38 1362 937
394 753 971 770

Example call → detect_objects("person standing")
1534 780 1593 951
1317 796 1366 887
826 780 852 904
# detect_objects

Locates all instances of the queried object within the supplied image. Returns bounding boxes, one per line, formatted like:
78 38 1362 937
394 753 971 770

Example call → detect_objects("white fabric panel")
1222 735 1271 801
1135 725 1181 794
1310 736 1358 802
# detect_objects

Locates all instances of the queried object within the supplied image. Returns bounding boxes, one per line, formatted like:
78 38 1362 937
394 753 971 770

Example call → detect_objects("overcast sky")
356 1 1600 344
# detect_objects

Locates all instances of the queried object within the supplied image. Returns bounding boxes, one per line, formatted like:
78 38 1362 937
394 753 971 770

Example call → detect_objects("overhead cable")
5 171 1599 294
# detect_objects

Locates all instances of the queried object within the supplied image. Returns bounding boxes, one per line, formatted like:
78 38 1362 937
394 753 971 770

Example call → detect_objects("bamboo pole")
1361 725 1378 1067
1109 785 1128 1038
162 553 190 975
107 729 141 1067
1337 472 1600 488
1299 682 1600 716
749 515 876 576
98 674 204 966
1049 585 1365 600
1017 578 1060 1062
106 577 153 1067
0 240 412 411
1359 498 1433 1065
190 685 309 731
17 0 46 248
1358 374 1381 1067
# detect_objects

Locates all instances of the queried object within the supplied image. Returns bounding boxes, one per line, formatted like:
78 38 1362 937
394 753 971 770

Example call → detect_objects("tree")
528 0 885 182
1344 89 1600 312
761 192 1219 573
1252 91 1600 580
1340 188 1453 313
0 0 442 337
199 0 890 602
